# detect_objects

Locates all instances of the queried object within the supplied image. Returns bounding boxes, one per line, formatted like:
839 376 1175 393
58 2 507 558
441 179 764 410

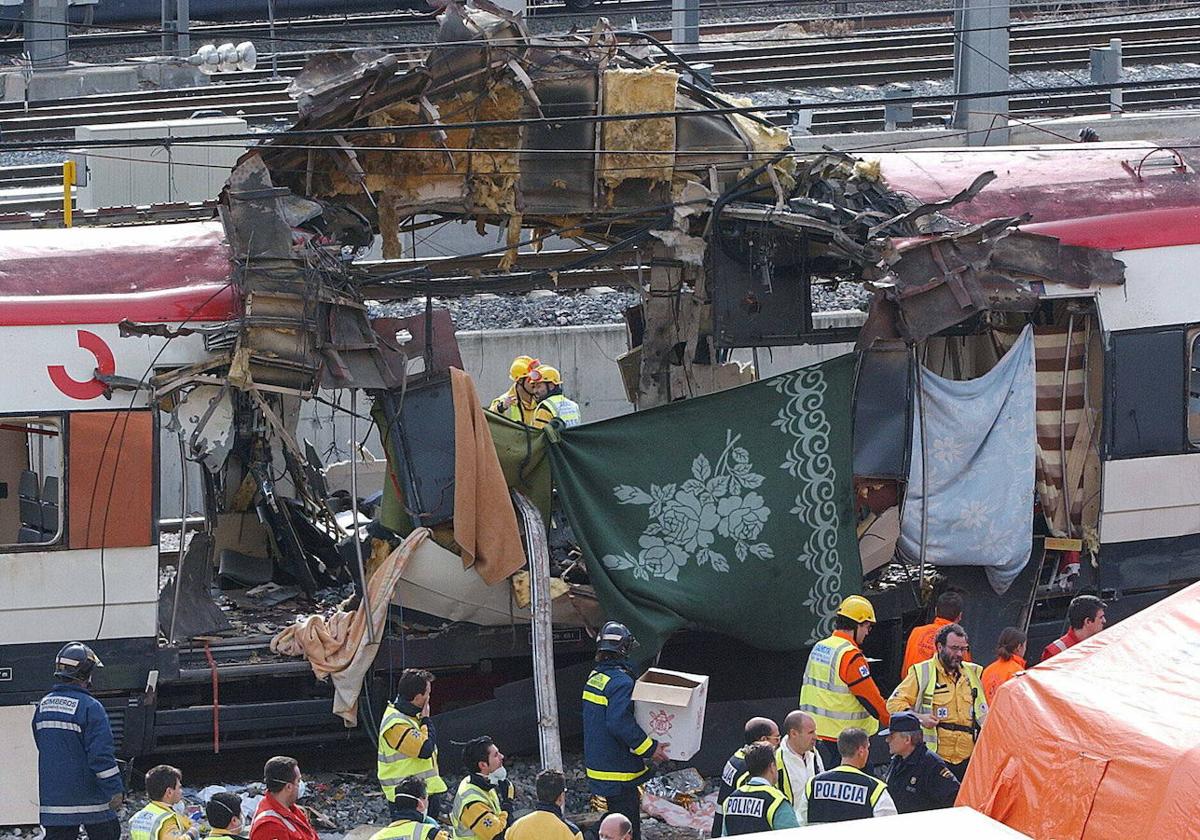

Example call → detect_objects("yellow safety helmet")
836 595 877 624
539 365 562 386
509 355 541 382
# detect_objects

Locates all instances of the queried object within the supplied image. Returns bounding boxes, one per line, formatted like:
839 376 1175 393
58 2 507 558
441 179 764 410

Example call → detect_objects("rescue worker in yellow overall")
450 737 514 840
202 793 245 840
378 669 447 822
537 366 582 427
798 595 891 770
887 622 988 781
129 766 199 840
368 777 448 840
489 356 556 428
506 770 582 840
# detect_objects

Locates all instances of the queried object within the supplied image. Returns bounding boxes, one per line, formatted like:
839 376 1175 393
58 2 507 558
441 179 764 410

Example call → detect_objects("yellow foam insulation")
499 213 523 271
378 195 402 260
853 159 884 183
327 83 524 219
727 95 797 191
600 66 679 189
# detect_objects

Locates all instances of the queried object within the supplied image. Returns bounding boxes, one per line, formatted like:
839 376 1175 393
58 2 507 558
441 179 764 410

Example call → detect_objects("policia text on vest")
722 782 791 835
803 766 893 823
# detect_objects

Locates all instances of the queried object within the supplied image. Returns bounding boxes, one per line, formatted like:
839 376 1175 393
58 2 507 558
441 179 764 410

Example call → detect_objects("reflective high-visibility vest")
368 819 441 840
450 777 501 840
721 781 788 836
775 745 820 804
131 802 187 840
542 394 581 427
804 766 888 824
378 704 446 799
493 400 524 423
910 659 989 751
799 635 878 738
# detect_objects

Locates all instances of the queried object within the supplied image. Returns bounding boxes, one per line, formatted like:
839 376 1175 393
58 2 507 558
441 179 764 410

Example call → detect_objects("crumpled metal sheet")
287 49 401 121
988 231 1126 288
868 223 1126 343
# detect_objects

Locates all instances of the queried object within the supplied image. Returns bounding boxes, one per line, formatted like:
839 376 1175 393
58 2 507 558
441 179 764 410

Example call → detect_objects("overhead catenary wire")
1 0 1187 42
2 2 1197 73
4 71 1200 155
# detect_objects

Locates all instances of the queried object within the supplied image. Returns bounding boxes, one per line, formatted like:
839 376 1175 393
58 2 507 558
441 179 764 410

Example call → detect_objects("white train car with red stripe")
0 221 237 819
867 142 1200 660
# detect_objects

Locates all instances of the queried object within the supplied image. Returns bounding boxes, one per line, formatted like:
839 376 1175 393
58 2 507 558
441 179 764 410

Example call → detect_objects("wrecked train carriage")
0 220 594 783
717 142 1200 674
0 220 257 762
250 4 794 256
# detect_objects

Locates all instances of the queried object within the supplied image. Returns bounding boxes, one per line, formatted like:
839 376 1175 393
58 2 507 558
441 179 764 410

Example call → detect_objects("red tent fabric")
958 581 1200 838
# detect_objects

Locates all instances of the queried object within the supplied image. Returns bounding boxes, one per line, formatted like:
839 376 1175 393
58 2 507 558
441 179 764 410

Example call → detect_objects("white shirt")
779 740 823 803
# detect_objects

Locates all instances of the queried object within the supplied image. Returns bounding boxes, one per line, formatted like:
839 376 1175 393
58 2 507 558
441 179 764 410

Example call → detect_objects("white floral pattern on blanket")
772 366 845 643
602 430 774 581
898 325 1037 594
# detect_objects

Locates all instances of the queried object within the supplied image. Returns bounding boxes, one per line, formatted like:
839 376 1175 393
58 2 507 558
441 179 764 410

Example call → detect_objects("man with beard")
887 623 988 779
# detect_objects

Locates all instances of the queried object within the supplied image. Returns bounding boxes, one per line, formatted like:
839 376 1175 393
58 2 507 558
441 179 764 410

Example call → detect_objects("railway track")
204 13 1200 88
0 0 1171 53
0 11 1194 152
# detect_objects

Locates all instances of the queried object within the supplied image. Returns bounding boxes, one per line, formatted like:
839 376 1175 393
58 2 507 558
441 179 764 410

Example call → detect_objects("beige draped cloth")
271 528 429 726
450 367 528 584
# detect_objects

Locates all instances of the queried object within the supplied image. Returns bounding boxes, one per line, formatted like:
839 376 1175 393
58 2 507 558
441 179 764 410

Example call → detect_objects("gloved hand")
108 793 124 812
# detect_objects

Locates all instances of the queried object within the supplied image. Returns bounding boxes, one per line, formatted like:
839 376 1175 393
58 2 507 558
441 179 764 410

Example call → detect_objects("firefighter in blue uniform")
32 642 125 840
582 622 668 840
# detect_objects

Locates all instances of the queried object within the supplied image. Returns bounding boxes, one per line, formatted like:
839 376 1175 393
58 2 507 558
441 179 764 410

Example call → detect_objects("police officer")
368 777 447 840
377 668 447 821
582 622 669 840
711 717 779 836
32 642 125 840
720 743 799 835
800 728 897 824
881 712 961 813
799 596 891 769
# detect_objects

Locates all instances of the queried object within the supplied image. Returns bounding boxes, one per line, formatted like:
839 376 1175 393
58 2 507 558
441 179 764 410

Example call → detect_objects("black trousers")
947 757 970 781
43 819 121 840
604 787 642 840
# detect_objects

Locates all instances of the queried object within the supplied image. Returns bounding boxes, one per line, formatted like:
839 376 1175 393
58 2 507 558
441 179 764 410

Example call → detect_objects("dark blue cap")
879 711 921 735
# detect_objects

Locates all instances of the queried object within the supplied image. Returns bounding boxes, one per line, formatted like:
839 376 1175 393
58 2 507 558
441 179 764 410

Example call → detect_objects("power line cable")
2 72 1194 153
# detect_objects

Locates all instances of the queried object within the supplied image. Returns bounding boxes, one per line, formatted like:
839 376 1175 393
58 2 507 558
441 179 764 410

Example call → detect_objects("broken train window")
0 416 64 548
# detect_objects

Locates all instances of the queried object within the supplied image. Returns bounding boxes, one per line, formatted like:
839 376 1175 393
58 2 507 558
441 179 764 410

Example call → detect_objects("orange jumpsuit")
981 654 1026 702
901 617 972 678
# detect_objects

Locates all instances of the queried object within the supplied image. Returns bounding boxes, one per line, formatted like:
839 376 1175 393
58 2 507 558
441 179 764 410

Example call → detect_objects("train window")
0 417 64 548
1108 329 1186 458
1189 330 1200 446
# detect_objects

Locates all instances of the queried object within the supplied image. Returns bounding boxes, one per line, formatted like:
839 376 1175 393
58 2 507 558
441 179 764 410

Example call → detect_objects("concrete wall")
159 312 866 516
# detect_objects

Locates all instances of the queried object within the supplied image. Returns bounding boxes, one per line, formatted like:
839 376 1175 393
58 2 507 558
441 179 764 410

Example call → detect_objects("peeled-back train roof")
0 219 236 327
876 140 1200 250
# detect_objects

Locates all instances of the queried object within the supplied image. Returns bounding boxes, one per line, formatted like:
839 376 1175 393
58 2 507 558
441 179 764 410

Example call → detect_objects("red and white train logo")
47 329 115 400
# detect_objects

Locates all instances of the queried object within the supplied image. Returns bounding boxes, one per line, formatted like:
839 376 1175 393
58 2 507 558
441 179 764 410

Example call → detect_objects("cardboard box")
632 668 710 761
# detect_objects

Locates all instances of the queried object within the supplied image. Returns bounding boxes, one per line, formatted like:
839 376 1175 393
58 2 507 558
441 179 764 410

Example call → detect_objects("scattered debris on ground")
0 753 714 840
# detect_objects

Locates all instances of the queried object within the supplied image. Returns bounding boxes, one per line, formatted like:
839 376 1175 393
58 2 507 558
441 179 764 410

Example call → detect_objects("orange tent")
958 581 1200 837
